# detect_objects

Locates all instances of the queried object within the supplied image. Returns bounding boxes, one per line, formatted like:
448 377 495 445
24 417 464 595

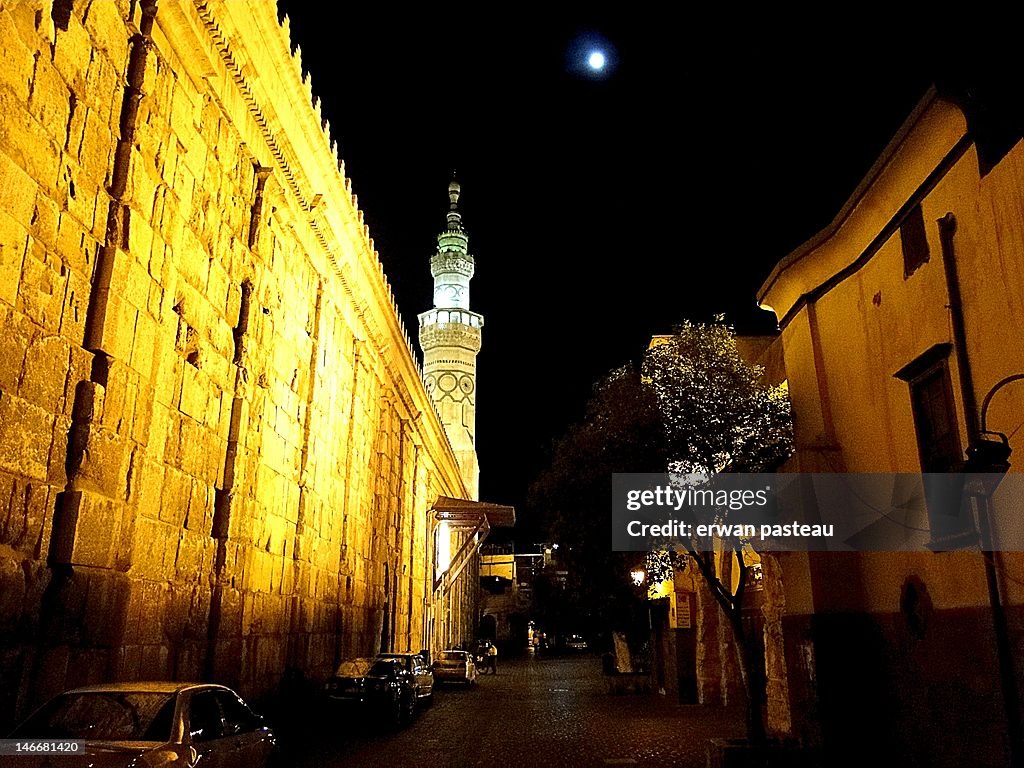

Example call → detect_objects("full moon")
587 50 606 71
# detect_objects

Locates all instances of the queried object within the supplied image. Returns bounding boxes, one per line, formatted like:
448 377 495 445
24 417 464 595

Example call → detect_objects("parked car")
432 649 478 686
5 681 278 767
324 657 416 726
375 652 434 704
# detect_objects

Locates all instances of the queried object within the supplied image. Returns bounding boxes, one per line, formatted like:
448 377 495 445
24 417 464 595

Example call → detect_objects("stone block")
1 479 49 557
60 268 89 343
185 476 211 533
140 643 169 679
79 106 113 187
20 334 70 412
215 586 244 637
83 0 129 66
130 517 173 582
0 88 61 196
47 414 70 488
179 362 208 421
63 86 88 159
34 645 70 703
82 572 123 646
0 11 34 102
28 54 71 145
147 231 166 282
174 530 208 578
129 308 159 381
0 390 52 480
51 14 92 94
20 242 66 333
130 380 155 447
123 255 150 312
51 489 119 568
158 465 188 526
62 162 98 232
177 226 210 290
0 554 27 630
0 208 29 306
68 421 127 498
0 150 38 229
30 189 60 251
95 294 136 366
55 210 94 279
128 159 158 237
147 277 165 320
135 459 163 521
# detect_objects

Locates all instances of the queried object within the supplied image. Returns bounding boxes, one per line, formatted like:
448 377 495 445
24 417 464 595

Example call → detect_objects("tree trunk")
730 611 768 745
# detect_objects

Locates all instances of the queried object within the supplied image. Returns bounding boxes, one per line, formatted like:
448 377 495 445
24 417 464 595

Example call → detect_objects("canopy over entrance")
432 496 515 595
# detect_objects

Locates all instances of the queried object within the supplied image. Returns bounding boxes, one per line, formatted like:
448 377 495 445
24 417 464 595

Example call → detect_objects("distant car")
5 681 278 767
375 652 434 704
433 650 478 686
566 634 588 651
324 657 416 726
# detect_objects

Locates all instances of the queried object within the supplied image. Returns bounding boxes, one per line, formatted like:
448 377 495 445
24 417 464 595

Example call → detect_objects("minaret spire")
418 180 484 498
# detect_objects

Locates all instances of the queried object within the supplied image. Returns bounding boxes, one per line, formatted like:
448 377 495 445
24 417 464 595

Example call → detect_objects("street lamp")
630 568 646 587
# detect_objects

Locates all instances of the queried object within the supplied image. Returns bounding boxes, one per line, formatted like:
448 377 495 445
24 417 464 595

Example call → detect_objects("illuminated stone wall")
0 0 470 722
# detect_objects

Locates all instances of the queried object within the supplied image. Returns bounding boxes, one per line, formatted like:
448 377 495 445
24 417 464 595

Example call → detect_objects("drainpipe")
938 213 1022 766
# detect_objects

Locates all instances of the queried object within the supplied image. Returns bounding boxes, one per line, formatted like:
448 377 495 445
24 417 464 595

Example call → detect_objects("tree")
641 319 794 744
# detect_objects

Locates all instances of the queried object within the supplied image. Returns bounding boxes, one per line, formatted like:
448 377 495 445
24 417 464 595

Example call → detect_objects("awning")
432 496 516 528
432 496 515 595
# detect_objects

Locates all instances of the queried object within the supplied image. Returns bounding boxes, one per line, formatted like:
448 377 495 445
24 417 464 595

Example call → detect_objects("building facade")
0 0 489 725
756 88 1024 765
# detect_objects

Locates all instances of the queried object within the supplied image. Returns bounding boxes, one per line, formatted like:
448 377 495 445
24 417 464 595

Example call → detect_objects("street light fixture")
630 568 646 587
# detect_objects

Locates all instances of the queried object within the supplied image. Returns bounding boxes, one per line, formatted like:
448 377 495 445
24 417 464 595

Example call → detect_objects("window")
909 364 960 473
900 203 930 278
188 692 224 742
895 345 975 547
214 690 259 735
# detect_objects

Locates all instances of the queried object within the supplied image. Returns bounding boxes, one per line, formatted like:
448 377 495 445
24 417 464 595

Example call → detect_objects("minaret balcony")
418 308 484 329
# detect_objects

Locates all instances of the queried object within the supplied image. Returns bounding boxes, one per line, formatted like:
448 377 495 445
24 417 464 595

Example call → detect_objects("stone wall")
0 0 469 724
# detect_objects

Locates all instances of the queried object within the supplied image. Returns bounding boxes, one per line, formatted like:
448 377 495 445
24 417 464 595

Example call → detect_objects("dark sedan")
375 652 434 704
4 681 278 767
323 657 416 727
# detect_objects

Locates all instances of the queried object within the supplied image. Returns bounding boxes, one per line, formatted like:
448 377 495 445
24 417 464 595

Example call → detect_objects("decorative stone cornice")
419 323 482 354
430 252 475 279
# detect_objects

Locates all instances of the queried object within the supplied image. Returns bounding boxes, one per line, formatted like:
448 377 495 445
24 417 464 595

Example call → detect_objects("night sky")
272 7 992 538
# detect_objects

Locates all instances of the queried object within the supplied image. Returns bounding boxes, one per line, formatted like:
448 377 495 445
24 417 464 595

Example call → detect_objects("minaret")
418 179 483 499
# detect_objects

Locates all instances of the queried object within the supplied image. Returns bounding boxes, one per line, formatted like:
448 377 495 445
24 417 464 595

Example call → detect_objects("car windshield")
378 655 412 670
368 660 398 677
11 691 177 742
335 659 374 677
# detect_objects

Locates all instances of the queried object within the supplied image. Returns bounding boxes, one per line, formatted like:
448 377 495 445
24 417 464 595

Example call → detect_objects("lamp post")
965 373 1020 766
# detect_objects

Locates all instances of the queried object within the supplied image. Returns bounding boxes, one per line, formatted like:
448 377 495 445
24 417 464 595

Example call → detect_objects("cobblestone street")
277 655 745 768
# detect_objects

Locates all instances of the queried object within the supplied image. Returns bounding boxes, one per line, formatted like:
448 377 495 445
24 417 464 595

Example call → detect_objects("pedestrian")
487 641 498 674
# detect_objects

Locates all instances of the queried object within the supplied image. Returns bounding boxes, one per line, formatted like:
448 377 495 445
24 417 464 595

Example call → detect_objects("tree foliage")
642 320 793 475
